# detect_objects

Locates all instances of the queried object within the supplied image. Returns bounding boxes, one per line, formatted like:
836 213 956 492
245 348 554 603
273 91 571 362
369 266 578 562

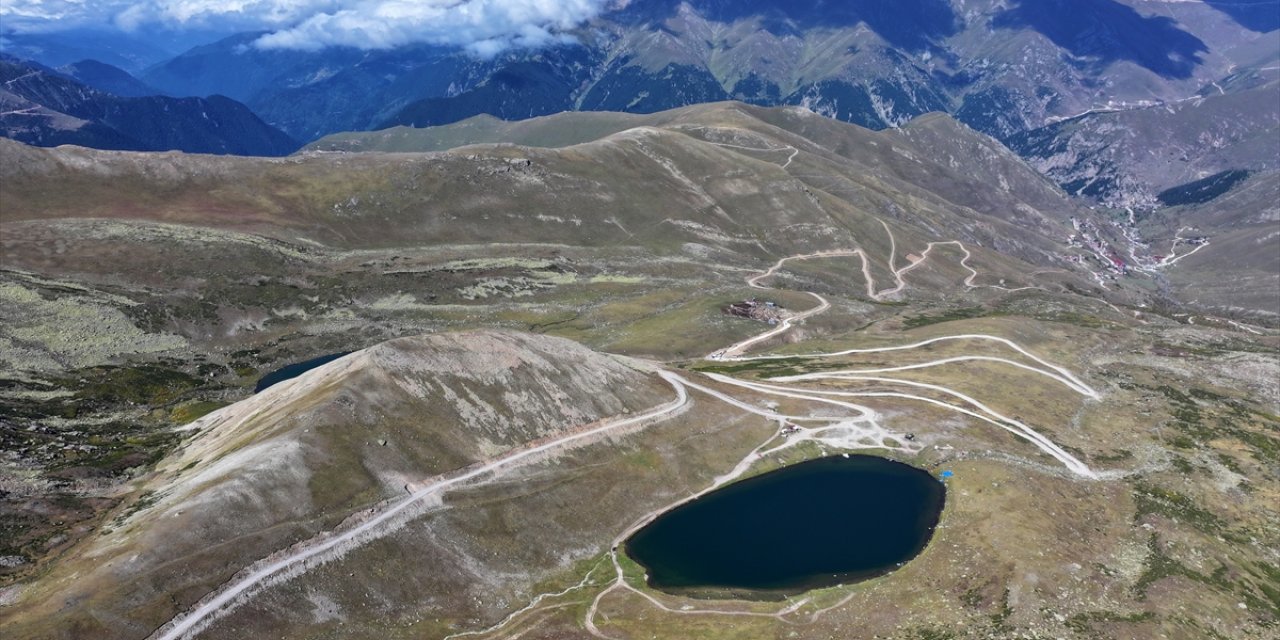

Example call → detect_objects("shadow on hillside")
993 0 1208 79
1204 0 1280 32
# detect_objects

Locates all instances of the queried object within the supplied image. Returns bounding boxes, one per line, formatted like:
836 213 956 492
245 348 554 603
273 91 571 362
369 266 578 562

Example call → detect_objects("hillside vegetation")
0 103 1276 640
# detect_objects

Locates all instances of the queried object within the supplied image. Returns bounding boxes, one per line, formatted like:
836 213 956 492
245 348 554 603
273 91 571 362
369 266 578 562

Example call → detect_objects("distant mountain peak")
0 56 298 156
56 59 161 98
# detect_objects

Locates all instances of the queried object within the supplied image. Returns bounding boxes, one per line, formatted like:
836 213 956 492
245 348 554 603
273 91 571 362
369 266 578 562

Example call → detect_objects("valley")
0 101 1276 640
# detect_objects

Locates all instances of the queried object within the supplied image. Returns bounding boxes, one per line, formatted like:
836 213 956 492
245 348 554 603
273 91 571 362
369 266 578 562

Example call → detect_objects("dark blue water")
254 352 351 393
626 455 945 598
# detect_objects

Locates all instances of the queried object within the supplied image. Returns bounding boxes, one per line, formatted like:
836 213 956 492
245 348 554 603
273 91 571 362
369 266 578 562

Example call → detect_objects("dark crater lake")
254 352 352 393
625 455 945 598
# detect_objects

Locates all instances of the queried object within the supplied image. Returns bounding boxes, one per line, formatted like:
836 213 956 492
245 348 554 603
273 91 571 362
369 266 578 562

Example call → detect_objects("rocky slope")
0 56 299 156
11 100 1273 322
1 103 1088 269
0 102 1277 640
0 103 1103 603
0 330 684 639
1140 170 1280 314
1007 81 1280 208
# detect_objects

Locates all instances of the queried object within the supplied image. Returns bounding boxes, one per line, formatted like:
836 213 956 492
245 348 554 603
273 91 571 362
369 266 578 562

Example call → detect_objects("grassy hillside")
0 103 1276 640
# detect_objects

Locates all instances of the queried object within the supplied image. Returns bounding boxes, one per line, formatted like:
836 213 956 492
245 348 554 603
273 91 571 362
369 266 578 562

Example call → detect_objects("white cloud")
1 0 615 57
253 0 610 54
2 0 312 31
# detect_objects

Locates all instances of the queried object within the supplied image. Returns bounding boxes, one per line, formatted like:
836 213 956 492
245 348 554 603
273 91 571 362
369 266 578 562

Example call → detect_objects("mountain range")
1007 79 1280 207
127 0 1274 142
0 56 298 156
0 3 1278 640
2 98 1277 639
0 1 1275 207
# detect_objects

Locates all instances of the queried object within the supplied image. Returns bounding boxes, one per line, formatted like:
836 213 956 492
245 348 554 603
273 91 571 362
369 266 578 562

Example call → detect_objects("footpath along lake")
626 455 945 598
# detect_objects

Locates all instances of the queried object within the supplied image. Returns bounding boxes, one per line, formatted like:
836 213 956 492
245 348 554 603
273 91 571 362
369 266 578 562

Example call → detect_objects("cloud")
2 0 321 32
253 0 610 54
1 0 614 57
112 0 339 31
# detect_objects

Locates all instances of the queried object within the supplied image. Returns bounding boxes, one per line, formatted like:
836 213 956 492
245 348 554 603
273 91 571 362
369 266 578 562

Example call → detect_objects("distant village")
1067 216 1207 280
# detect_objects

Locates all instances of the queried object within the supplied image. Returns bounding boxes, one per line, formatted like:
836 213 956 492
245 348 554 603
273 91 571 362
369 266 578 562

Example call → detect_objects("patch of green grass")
905 626 956 640
111 490 160 527
1170 454 1196 472
1133 535 1242 603
690 356 820 379
1064 609 1156 635
1133 534 1198 599
1132 482 1223 533
1138 383 1280 464
615 547 649 586
622 447 662 470
989 587 1014 632
1190 388 1231 402
1033 311 1110 328
48 422 181 475
1093 449 1134 463
303 434 383 514
902 306 991 329
66 365 202 407
169 400 227 425
1216 452 1244 475
1243 562 1280 619
1232 428 1279 464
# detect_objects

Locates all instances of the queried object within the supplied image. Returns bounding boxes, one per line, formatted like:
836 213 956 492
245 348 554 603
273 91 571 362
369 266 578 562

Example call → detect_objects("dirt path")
579 245 1102 637
157 238 1102 639
150 374 691 640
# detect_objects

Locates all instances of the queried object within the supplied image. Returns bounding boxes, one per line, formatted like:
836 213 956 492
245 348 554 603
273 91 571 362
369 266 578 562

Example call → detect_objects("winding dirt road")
580 237 1101 637
151 373 691 640
155 230 1102 639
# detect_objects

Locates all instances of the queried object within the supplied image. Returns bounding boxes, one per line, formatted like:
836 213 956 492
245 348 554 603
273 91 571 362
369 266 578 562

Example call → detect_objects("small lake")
625 455 945 598
254 352 352 393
